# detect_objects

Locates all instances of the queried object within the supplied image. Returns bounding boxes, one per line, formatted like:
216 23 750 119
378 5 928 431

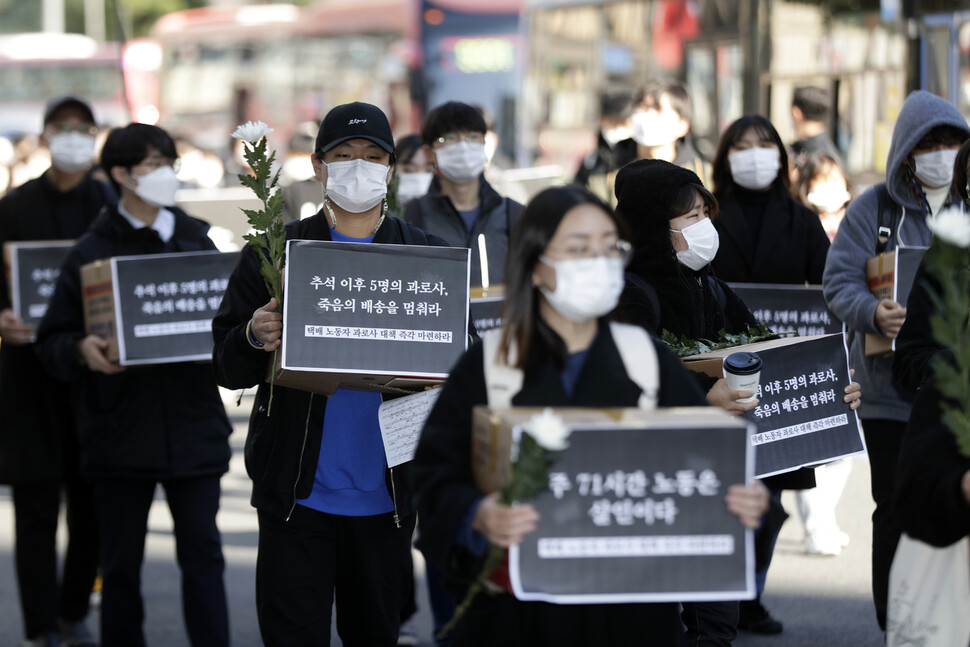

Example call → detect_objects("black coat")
411 321 707 584
34 204 231 480
712 189 830 284
0 172 114 483
211 213 449 521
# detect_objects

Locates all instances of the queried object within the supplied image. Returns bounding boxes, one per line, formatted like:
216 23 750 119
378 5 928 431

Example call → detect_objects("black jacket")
411 320 707 587
34 204 231 480
211 213 449 522
402 176 522 287
0 172 114 483
712 189 830 285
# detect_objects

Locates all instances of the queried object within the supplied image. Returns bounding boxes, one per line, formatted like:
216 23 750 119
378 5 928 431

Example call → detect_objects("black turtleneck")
733 186 772 253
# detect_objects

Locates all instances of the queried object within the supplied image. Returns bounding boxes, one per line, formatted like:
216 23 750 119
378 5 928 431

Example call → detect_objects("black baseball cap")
315 102 394 155
43 95 95 127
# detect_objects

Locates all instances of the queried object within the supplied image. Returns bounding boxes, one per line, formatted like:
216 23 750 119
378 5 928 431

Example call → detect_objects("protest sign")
81 250 238 365
274 240 470 395
508 409 754 603
469 286 503 335
3 241 74 327
684 333 864 477
728 283 841 337
865 247 927 355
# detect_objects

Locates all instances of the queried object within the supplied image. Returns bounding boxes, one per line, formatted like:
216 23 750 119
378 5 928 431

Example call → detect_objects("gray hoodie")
822 90 969 422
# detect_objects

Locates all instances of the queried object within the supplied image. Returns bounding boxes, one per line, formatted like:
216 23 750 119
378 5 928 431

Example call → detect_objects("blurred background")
0 0 966 230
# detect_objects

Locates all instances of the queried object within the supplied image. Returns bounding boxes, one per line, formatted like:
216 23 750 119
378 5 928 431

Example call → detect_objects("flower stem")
436 544 504 639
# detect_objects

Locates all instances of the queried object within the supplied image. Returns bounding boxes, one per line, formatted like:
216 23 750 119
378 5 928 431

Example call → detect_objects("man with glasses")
403 101 522 288
0 95 112 647
35 123 232 647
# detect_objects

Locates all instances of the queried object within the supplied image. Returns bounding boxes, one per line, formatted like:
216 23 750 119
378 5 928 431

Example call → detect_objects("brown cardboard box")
864 247 927 356
471 406 740 494
3 240 74 327
268 352 443 397
81 251 238 365
680 334 833 379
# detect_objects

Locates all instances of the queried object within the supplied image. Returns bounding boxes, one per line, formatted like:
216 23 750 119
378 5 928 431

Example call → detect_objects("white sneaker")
805 533 842 556
397 620 420 646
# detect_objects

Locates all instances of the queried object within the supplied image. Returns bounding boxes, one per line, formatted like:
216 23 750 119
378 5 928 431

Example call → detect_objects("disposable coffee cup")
723 352 762 403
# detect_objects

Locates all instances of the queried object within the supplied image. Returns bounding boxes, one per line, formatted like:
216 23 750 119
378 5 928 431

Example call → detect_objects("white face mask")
728 147 780 190
131 166 180 208
807 182 851 214
538 256 625 323
602 126 633 146
324 159 390 213
434 141 487 184
631 110 683 148
47 133 95 174
913 149 958 189
670 218 720 271
396 172 433 206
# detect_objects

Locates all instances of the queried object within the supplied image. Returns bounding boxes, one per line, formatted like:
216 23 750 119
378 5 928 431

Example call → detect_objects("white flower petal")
524 408 570 451
927 206 970 248
231 121 274 145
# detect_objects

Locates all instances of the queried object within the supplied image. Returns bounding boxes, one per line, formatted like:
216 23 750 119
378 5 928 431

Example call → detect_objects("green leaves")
660 322 779 358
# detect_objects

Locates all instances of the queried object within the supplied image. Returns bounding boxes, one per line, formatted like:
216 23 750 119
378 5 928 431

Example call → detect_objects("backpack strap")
874 183 896 254
483 323 660 410
482 329 522 409
608 322 659 410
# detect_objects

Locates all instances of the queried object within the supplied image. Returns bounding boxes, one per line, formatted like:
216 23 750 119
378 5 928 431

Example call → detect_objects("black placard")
893 247 926 310
511 421 752 603
281 240 470 376
9 242 73 327
470 296 503 335
741 334 863 477
728 283 842 337
115 251 239 364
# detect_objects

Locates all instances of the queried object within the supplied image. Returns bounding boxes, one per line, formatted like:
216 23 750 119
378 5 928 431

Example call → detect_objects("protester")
615 158 861 639
281 121 323 223
710 114 830 285
631 80 710 185
0 95 110 647
822 89 970 631
34 123 232 647
393 134 434 209
212 102 448 646
792 150 853 241
403 101 523 288
573 89 637 205
789 86 843 182
411 185 769 646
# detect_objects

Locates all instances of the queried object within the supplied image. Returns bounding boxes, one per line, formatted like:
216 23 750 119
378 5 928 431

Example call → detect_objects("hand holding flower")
472 493 539 548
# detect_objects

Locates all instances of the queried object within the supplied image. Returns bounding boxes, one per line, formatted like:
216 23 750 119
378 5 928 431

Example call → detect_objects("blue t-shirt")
458 205 481 232
297 226 394 516
560 348 590 398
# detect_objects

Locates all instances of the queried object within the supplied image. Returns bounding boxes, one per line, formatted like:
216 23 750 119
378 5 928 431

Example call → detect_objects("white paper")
378 388 442 467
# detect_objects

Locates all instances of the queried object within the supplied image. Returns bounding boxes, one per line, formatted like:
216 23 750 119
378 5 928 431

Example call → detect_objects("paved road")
0 396 884 646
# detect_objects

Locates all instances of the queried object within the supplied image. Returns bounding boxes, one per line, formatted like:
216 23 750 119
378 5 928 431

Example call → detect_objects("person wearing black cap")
212 101 449 646
0 95 111 647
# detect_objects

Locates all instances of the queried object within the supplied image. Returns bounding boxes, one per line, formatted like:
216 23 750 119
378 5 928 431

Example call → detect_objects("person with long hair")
792 150 854 242
411 185 768 646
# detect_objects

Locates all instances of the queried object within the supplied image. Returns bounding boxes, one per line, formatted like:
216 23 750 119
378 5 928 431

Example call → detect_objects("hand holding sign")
875 299 906 339
725 480 769 529
0 308 35 345
78 334 125 375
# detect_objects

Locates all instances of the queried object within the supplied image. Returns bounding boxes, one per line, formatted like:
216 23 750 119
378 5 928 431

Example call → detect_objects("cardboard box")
470 285 504 335
3 240 74 327
81 250 239 365
864 247 927 356
271 239 470 396
681 334 828 379
471 406 742 494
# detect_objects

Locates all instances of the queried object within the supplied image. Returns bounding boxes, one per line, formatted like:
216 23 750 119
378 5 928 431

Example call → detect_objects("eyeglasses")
542 239 633 267
433 132 486 147
134 157 181 174
46 123 98 136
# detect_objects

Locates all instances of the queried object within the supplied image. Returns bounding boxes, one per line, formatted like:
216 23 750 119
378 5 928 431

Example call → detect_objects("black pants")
256 505 416 647
12 476 99 639
94 475 228 647
862 419 906 631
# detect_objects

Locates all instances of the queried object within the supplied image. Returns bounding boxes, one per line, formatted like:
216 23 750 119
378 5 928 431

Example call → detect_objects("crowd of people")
0 78 966 647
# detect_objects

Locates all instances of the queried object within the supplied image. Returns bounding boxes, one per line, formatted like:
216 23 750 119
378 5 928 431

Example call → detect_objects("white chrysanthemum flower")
231 121 274 145
524 408 570 451
928 206 970 248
